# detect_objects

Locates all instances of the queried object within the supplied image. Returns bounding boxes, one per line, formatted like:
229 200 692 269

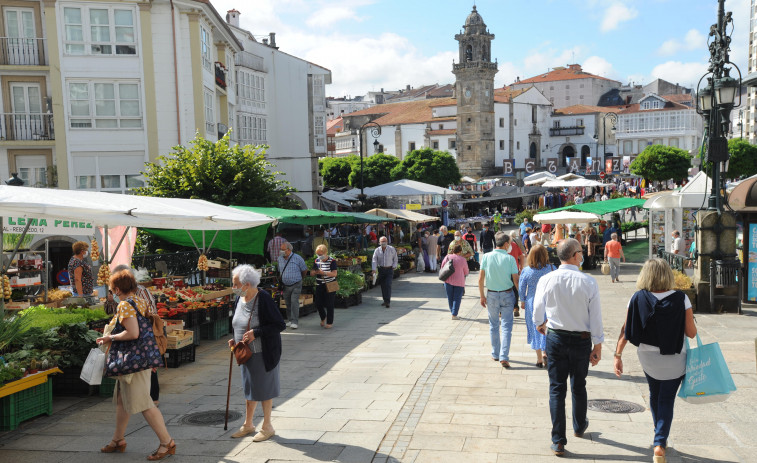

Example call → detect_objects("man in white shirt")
371 237 398 308
532 238 604 456
671 230 683 254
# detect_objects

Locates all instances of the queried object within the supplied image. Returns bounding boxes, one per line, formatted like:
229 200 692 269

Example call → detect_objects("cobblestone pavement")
1 260 755 463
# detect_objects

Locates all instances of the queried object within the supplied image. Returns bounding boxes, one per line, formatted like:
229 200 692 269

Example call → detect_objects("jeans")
444 283 465 316
282 280 303 324
609 257 620 280
486 290 515 361
645 373 684 448
315 284 335 324
377 267 393 304
546 330 592 445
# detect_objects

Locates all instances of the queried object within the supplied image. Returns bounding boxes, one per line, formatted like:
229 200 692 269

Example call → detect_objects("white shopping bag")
80 347 106 385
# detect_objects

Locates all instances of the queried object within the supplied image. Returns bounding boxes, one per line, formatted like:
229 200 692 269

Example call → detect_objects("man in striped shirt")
267 230 288 263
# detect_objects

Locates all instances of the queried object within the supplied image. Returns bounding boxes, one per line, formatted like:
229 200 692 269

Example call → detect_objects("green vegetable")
18 305 108 332
335 269 365 298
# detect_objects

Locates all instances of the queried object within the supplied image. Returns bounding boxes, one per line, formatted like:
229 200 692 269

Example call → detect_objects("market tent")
533 211 599 224
320 189 353 207
523 172 556 186
362 179 463 197
644 172 711 210
546 197 647 216
338 212 398 223
0 186 273 230
542 178 604 188
365 208 440 223
230 207 353 226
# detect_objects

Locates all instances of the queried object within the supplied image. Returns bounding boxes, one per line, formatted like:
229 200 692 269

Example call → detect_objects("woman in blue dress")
518 244 556 368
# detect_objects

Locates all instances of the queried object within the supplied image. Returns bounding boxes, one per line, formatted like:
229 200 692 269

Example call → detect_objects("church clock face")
464 88 471 99
485 89 490 97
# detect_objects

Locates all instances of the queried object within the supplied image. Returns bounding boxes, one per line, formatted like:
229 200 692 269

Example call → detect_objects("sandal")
500 360 511 369
101 438 127 453
147 439 176 461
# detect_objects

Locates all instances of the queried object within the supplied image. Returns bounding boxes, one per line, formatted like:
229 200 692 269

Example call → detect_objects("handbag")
325 280 340 292
233 294 258 366
600 261 611 275
277 254 293 292
104 298 164 377
80 348 106 385
678 334 737 404
438 258 455 282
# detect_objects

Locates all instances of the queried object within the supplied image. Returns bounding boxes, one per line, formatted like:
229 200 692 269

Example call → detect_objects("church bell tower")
453 5 498 178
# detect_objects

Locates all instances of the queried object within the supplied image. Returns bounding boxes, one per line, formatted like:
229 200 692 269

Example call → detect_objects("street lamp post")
601 112 618 161
358 121 381 199
696 0 741 212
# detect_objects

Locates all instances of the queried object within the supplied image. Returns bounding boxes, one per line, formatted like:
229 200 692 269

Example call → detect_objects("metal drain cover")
588 399 645 414
180 410 243 426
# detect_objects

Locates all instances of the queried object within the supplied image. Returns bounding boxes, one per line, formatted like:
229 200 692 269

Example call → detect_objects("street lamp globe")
5 173 24 186
373 139 380 153
698 82 713 112
715 73 738 106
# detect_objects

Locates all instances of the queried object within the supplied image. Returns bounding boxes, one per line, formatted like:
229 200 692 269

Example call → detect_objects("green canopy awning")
231 207 357 226
337 212 398 223
145 226 270 255
544 197 647 216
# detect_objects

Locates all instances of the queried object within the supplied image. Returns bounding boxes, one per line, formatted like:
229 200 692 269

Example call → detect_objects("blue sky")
211 0 750 98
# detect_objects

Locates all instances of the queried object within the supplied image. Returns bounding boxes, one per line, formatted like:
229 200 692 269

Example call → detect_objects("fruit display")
90 239 100 262
3 274 11 300
36 289 72 303
97 264 111 286
197 254 209 271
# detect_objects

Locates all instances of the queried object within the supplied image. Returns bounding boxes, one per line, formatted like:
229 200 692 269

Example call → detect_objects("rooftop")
512 64 621 85
344 98 457 126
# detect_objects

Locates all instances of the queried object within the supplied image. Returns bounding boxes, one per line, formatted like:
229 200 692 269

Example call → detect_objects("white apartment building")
615 94 703 156
510 64 622 110
225 9 331 209
492 87 552 169
744 0 757 143
550 105 617 169
326 97 374 121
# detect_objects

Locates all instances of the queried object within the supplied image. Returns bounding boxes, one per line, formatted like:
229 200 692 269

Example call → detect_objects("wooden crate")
163 319 184 334
167 329 194 349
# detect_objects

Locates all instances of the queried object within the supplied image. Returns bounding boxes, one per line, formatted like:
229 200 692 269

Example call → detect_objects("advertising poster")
749 224 757 301
605 159 613 174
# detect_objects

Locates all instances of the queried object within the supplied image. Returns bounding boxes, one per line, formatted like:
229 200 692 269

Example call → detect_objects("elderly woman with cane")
227 265 286 441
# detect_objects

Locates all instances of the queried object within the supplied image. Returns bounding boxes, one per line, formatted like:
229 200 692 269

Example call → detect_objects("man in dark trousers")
437 225 455 263
463 226 477 257
479 222 496 254
371 236 398 308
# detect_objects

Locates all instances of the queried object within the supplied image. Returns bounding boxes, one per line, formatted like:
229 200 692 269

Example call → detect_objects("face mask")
380 243 387 248
455 236 461 241
319 254 328 261
425 234 429 238
112 292 120 303
232 286 246 297
579 255 584 267
83 251 88 259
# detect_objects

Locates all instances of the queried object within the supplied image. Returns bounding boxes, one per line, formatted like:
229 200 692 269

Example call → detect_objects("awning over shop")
230 207 351 226
546 197 647 216
365 208 440 223
337 212 398 223
643 172 711 210
541 178 605 188
533 211 599 224
728 173 757 211
523 172 556 186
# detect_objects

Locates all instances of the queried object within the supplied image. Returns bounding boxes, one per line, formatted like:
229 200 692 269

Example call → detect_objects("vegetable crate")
99 377 117 397
167 329 194 349
0 378 53 431
165 345 196 368
200 317 229 341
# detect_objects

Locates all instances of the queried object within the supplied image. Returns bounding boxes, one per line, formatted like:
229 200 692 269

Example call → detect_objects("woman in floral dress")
518 244 556 368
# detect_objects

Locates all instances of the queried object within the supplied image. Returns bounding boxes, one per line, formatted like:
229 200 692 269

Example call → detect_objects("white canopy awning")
523 172 556 186
643 172 711 210
533 211 599 224
0 186 274 230
542 178 605 188
365 208 440 223
362 179 463 197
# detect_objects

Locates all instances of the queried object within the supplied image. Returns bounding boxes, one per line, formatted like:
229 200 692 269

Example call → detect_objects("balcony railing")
0 113 54 141
0 37 47 65
453 61 498 71
215 62 227 89
235 51 266 72
549 126 585 137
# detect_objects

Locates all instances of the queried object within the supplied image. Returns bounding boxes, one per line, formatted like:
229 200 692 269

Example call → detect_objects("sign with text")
749 223 757 301
3 216 94 235
404 203 422 210
502 159 514 176
524 160 536 173
610 157 622 173
546 158 558 173
569 158 582 173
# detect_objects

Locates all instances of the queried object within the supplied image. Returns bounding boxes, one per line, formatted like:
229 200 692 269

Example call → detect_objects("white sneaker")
290 323 298 329
286 321 292 327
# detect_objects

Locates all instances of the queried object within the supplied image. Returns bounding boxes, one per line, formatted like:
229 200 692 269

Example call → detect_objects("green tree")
136 133 297 208
319 156 357 188
630 144 691 184
390 148 461 187
348 153 401 188
726 138 757 179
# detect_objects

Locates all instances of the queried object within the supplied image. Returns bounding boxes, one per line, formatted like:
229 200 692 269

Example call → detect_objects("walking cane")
224 348 234 431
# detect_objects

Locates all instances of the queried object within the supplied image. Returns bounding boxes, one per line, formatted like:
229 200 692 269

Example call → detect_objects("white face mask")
232 287 246 297
318 254 328 261
454 236 461 241
83 251 88 259
380 242 387 248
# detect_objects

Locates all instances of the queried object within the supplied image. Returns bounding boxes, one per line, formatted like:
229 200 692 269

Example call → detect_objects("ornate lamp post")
696 0 741 212
601 112 618 160
358 121 381 199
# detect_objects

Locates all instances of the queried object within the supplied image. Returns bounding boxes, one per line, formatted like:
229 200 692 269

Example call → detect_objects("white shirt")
629 290 692 380
671 236 682 254
529 232 539 247
532 264 604 345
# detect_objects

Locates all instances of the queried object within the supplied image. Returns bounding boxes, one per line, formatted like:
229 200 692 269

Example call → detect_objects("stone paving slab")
1 257 756 462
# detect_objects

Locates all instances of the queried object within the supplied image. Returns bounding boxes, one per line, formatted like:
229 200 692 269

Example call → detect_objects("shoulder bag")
104 298 164 377
321 258 339 292
232 294 258 365
277 254 294 292
438 257 455 282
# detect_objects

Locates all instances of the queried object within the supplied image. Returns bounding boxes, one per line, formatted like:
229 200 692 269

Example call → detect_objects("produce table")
0 368 61 431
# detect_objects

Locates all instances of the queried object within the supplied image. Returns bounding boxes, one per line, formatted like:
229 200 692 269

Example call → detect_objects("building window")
200 26 211 71
566 84 570 89
499 140 504 150
577 119 583 127
439 124 444 130
17 154 47 187
449 139 456 149
68 81 142 128
204 89 214 134
580 95 584 100
63 6 136 55
433 141 439 149
467 117 471 123
670 138 679 148
238 114 267 144
623 140 633 154
532 106 537 123
580 84 584 88
409 141 416 151
467 145 471 151
499 117 504 127
237 70 265 109
553 120 560 128
516 141 520 149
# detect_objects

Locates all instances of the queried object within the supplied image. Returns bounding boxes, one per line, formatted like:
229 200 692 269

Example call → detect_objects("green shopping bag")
678 334 737 404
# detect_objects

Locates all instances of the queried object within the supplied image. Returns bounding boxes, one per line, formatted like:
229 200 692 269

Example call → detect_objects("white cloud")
306 7 360 28
657 39 681 56
657 29 706 56
601 2 638 32
522 45 585 76
583 56 618 79
650 61 709 89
